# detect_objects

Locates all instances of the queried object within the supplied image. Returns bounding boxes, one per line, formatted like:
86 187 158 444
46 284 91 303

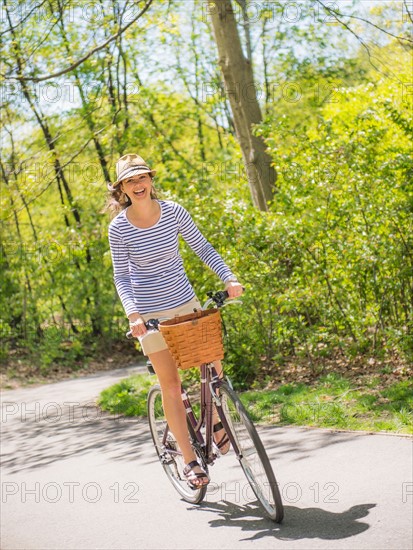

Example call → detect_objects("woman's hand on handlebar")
128 313 147 338
224 281 244 299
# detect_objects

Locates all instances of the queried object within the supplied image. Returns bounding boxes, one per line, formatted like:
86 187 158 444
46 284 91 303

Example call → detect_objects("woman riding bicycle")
106 154 243 489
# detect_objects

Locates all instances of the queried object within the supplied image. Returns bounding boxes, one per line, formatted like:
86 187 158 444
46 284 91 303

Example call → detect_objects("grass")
97 372 413 435
97 374 154 416
240 374 413 434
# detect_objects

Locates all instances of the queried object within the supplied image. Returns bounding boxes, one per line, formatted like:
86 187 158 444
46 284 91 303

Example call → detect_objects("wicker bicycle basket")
159 308 224 370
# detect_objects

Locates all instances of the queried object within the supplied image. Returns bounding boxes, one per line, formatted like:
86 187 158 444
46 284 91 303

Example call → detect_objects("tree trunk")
209 0 276 211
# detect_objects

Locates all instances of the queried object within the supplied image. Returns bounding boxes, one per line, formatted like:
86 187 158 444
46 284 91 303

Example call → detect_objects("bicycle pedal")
159 453 174 465
146 360 156 375
161 457 175 466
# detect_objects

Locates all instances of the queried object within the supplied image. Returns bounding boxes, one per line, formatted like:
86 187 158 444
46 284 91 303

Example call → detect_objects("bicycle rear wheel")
147 384 207 504
218 382 284 522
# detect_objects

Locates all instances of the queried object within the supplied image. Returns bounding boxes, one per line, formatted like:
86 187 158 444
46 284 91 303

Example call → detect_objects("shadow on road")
192 500 376 541
1 404 153 474
2 401 366 475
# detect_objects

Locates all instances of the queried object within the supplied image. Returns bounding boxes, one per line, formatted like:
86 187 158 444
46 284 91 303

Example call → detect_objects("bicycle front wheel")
219 382 284 522
147 384 207 504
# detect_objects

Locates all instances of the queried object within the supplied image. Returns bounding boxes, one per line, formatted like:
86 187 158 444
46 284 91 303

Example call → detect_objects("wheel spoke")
147 385 207 504
219 382 284 522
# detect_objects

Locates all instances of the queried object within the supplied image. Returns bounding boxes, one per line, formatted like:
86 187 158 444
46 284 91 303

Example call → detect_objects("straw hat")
113 154 156 186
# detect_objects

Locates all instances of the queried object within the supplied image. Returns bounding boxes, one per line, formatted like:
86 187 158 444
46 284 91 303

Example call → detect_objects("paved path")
1 367 412 550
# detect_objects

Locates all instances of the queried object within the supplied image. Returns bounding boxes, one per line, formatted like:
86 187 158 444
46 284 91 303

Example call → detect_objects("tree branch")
0 0 49 36
315 0 401 79
316 0 413 44
3 0 154 82
1 129 107 220
403 0 413 25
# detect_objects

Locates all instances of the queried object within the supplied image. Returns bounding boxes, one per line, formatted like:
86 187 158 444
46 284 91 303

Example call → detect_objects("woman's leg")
148 348 208 485
213 359 223 378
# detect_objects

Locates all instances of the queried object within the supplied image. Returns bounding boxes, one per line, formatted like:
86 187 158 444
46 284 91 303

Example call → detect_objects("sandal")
213 421 231 455
183 460 210 490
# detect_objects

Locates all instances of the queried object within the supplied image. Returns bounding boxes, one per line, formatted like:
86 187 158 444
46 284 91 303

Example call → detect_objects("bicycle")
127 290 284 522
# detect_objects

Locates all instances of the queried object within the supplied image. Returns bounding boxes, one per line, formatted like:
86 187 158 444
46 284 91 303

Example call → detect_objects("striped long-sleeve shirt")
108 200 235 315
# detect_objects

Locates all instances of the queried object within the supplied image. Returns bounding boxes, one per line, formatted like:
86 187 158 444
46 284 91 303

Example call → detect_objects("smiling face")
120 172 153 203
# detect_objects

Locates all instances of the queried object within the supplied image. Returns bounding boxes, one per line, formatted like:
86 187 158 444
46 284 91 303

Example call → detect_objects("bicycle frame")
159 361 242 466
145 291 244 466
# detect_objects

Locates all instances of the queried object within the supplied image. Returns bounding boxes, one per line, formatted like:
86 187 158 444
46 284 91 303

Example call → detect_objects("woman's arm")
108 224 141 317
108 225 149 335
173 202 238 283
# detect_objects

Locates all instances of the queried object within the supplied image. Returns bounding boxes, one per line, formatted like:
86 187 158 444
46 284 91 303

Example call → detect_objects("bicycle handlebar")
126 288 243 339
126 318 160 339
206 289 229 306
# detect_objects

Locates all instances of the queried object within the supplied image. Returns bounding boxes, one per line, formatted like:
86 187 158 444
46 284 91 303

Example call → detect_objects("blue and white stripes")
108 200 234 315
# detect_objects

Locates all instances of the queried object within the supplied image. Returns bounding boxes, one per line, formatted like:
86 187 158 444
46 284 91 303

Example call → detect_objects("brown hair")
104 176 159 217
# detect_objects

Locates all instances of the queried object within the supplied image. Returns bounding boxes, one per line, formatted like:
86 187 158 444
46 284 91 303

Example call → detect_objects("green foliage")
254 45 412 368
239 374 413 434
97 375 154 417
97 372 412 434
1 1 411 391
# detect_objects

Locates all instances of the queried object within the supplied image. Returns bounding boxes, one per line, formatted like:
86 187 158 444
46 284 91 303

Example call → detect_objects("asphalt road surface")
1 366 412 550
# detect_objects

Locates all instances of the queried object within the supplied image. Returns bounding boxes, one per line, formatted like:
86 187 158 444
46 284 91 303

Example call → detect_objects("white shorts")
138 297 202 356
